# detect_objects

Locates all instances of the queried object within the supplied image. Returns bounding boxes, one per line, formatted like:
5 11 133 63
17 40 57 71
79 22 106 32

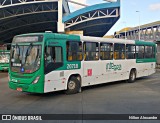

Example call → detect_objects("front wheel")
65 77 81 94
128 70 136 83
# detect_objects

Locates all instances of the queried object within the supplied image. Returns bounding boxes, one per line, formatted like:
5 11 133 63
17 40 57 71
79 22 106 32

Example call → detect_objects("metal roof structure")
0 0 70 43
115 21 160 41
63 1 120 37
0 0 120 43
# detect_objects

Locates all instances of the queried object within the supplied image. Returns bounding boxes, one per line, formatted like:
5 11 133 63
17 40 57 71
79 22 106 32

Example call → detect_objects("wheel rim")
68 81 76 90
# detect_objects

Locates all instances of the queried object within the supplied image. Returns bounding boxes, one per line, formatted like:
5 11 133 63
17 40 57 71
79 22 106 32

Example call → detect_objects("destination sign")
13 35 43 43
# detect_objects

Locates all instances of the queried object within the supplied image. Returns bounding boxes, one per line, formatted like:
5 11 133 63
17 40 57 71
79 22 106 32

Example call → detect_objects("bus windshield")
0 52 10 63
10 45 41 73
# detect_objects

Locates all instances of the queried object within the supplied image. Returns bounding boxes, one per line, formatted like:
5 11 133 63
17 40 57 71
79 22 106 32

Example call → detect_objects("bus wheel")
128 69 136 83
66 77 81 94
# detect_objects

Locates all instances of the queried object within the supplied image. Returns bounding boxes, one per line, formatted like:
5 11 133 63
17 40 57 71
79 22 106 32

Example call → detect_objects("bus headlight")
32 76 40 84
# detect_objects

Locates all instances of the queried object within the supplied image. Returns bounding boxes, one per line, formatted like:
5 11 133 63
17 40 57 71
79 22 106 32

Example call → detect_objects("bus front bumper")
8 81 43 93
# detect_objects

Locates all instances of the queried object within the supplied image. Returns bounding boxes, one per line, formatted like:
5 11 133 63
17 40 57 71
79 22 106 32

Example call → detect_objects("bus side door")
44 39 66 92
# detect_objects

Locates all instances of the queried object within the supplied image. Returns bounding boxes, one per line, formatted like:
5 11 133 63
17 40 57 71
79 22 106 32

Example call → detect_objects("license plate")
17 88 22 92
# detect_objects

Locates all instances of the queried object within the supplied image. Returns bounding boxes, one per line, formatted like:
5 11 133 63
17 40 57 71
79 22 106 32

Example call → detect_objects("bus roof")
15 32 80 41
80 36 155 46
15 33 155 46
80 36 135 44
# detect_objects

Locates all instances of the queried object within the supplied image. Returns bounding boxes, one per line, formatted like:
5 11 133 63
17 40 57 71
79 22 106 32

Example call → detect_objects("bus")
8 33 156 94
0 45 10 71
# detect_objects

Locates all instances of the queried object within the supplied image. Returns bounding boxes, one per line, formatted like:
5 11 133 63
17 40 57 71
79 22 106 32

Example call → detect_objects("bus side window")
45 46 63 74
126 44 135 59
100 43 113 60
114 43 125 60
84 42 99 61
152 46 155 58
136 46 144 59
45 47 53 64
145 46 154 58
45 47 62 63
67 41 83 61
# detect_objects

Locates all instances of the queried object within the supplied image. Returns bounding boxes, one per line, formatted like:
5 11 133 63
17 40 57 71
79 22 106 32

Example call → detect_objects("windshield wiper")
16 44 20 58
24 43 33 64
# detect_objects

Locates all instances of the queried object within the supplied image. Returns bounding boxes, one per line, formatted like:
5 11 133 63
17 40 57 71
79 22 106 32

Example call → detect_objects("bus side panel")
82 61 103 86
113 59 136 81
136 62 156 78
82 59 136 87
148 62 156 75
44 71 66 93
44 69 83 93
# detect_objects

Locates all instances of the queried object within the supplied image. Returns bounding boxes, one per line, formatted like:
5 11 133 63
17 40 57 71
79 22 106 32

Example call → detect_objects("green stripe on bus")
135 40 155 46
135 40 156 63
136 59 156 63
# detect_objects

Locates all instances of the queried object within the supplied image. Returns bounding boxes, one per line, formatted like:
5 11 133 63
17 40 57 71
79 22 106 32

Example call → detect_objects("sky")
68 0 160 35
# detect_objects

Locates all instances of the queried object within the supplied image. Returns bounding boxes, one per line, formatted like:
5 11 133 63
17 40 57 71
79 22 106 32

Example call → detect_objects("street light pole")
124 22 126 40
136 11 141 40
122 21 126 39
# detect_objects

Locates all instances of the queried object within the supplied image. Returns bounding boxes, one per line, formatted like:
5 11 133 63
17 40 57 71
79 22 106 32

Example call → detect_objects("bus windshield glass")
0 52 10 63
10 45 41 73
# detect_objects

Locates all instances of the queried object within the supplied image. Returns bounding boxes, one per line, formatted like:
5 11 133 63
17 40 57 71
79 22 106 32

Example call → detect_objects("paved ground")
0 71 160 123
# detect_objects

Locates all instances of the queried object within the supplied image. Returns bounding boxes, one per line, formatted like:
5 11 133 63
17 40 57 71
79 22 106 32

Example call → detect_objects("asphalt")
0 71 160 123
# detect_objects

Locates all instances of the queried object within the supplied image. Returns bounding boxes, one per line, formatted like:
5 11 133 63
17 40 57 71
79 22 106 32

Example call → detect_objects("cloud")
149 3 160 11
69 0 87 11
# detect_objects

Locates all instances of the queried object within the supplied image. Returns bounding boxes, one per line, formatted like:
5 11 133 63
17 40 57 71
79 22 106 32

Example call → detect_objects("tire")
128 70 136 83
65 77 81 94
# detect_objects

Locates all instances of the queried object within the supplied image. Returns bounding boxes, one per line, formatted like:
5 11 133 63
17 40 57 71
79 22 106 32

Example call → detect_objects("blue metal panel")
63 0 120 22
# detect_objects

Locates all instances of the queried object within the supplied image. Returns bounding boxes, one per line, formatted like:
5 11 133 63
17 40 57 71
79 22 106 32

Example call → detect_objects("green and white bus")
8 32 156 94
0 49 10 71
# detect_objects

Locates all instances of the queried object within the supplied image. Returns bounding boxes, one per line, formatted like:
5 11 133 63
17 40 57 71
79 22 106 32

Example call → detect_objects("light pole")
136 11 141 40
122 21 127 39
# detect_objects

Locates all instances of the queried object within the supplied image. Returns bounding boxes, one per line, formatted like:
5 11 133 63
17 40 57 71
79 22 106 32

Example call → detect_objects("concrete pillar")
58 0 65 33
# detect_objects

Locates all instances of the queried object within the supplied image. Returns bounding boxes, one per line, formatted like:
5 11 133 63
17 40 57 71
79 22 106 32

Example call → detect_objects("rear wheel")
128 70 136 83
65 77 81 94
